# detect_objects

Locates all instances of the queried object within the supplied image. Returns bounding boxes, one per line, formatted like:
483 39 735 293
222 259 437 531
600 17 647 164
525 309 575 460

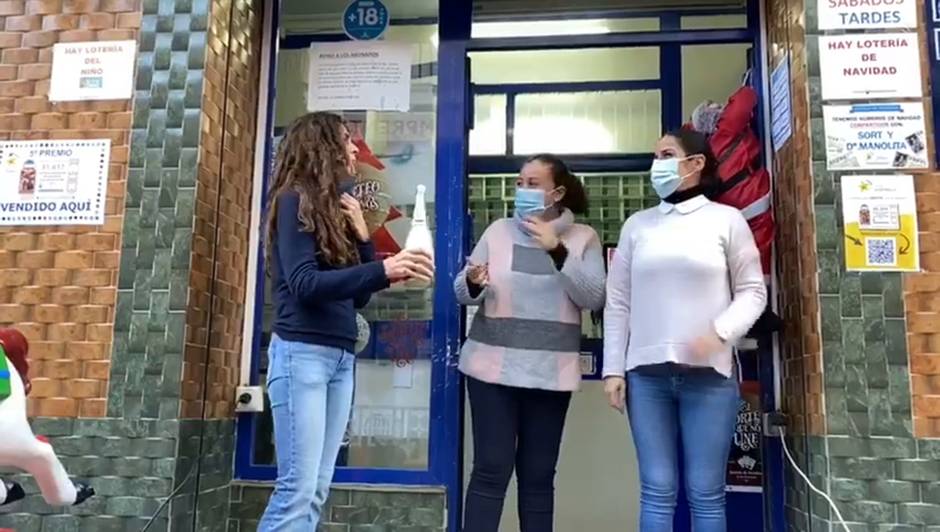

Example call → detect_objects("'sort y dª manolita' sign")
818 33 922 100
823 102 928 170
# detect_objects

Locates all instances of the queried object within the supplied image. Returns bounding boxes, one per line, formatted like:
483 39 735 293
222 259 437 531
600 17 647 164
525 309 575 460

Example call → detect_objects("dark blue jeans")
463 377 572 532
627 364 739 532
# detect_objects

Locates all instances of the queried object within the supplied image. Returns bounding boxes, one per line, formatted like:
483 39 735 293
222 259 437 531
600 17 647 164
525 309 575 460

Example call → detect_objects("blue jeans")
258 336 355 532
627 364 740 532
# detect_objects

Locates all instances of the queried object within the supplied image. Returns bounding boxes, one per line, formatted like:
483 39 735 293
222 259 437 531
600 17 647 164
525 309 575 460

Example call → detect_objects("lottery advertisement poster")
0 140 110 226
841 175 920 272
823 103 928 170
727 380 763 493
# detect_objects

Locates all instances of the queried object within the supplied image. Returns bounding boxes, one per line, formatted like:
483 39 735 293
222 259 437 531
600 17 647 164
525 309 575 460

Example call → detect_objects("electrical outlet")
763 411 788 438
235 386 264 413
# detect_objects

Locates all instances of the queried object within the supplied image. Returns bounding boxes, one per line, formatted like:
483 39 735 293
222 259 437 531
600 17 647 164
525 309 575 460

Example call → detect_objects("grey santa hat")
691 100 724 136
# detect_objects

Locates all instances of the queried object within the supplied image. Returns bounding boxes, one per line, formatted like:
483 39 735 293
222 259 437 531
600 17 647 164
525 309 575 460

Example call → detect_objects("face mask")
513 188 547 220
649 157 696 199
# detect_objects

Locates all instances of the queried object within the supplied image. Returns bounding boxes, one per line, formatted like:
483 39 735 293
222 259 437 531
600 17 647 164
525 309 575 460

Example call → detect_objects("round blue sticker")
342 0 390 41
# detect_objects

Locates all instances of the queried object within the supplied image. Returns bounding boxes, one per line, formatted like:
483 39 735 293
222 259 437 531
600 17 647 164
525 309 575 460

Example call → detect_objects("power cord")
139 440 211 532
768 413 851 532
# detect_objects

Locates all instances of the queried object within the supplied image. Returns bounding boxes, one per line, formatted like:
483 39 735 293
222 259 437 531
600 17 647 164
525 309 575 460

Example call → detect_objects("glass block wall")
468 172 658 245
468 171 660 341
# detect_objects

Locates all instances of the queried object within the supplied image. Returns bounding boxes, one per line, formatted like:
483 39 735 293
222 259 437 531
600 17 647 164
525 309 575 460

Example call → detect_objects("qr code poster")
823 103 929 171
841 175 920 272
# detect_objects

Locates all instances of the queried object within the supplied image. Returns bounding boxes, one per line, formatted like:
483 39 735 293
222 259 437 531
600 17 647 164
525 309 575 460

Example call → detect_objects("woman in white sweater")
602 129 766 532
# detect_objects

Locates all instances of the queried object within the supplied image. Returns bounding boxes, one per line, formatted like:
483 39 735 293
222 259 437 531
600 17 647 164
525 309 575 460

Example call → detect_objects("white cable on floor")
778 433 851 532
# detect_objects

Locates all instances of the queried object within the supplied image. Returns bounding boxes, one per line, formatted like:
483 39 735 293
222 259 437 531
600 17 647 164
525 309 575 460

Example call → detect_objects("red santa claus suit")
691 86 775 282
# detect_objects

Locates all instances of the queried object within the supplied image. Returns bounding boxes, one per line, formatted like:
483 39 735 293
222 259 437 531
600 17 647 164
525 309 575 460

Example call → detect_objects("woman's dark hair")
265 112 358 270
664 128 721 192
525 153 589 215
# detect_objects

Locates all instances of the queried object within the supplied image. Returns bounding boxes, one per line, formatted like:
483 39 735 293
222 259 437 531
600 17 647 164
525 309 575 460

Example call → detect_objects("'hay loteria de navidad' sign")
818 33 922 100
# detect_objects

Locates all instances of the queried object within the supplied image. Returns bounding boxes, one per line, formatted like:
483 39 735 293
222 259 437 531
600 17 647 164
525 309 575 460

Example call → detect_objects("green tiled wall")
227 484 446 532
2 2 222 531
0 418 178 531
782 2 935 529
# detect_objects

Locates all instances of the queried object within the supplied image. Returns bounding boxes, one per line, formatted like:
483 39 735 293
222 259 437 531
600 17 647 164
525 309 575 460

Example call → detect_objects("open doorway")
459 5 761 530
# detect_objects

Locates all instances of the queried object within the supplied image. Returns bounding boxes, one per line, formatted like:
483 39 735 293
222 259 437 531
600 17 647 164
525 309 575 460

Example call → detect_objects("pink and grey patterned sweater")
454 210 606 391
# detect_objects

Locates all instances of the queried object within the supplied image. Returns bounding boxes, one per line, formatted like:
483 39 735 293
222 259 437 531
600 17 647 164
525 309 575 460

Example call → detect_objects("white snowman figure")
0 328 95 507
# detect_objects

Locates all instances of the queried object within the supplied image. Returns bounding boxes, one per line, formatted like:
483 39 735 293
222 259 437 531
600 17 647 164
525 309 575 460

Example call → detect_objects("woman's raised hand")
466 262 488 287
383 249 434 283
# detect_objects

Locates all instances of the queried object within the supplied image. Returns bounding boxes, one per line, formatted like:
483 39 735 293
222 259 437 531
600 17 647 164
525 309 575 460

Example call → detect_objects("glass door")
457 6 774 531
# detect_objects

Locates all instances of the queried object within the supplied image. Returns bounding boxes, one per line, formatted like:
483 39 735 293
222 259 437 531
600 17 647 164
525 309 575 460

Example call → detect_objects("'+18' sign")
343 0 390 41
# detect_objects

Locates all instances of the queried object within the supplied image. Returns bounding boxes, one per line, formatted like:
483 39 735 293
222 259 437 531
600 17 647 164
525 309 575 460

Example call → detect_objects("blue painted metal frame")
234 0 468 491
476 7 745 22
467 28 752 51
473 80 661 158
927 0 940 167
436 5 473 530
474 80 660 94
237 3 789 531
659 14 682 132
468 154 654 175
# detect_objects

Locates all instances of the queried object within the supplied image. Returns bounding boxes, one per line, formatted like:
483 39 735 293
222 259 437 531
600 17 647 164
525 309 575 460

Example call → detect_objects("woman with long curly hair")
258 112 433 531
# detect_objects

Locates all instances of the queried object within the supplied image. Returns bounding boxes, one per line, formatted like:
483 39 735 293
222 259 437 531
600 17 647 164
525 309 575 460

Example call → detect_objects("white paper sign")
823 102 928 170
818 33 922 100
0 140 110 226
308 41 411 112
817 0 917 30
49 41 137 102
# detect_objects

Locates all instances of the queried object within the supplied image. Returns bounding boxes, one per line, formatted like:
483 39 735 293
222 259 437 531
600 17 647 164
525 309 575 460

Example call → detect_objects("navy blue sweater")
271 192 389 353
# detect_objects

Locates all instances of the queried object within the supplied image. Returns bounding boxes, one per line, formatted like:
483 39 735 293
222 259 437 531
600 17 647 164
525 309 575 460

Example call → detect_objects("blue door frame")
235 2 787 531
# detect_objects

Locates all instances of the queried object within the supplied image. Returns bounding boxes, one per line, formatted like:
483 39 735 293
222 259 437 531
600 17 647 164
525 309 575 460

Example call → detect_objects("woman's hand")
521 216 560 251
383 249 434 283
604 376 626 413
466 262 488 287
341 193 370 242
690 330 725 361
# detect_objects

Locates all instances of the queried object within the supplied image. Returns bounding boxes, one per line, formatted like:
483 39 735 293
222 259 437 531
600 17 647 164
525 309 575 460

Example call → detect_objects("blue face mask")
649 158 687 199
513 188 547 220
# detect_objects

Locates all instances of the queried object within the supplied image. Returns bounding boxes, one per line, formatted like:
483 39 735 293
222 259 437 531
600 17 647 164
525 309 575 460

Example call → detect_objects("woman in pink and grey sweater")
454 154 606 532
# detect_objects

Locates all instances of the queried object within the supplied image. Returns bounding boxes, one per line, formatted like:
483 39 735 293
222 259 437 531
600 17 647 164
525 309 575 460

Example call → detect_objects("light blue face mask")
649 157 690 199
513 187 547 220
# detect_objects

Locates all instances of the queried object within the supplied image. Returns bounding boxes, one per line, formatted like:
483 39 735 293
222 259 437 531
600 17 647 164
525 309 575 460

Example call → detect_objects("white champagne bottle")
403 184 434 289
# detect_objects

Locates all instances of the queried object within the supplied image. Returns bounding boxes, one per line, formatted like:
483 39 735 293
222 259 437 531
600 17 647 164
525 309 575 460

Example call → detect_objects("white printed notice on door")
817 0 917 30
823 102 928 170
818 33 922 100
308 41 412 112
0 140 110 226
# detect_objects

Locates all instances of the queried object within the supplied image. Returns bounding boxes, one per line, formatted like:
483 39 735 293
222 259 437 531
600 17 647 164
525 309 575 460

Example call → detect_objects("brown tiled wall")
908 173 940 435
765 0 824 437
906 10 940 436
181 0 262 420
0 0 140 418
